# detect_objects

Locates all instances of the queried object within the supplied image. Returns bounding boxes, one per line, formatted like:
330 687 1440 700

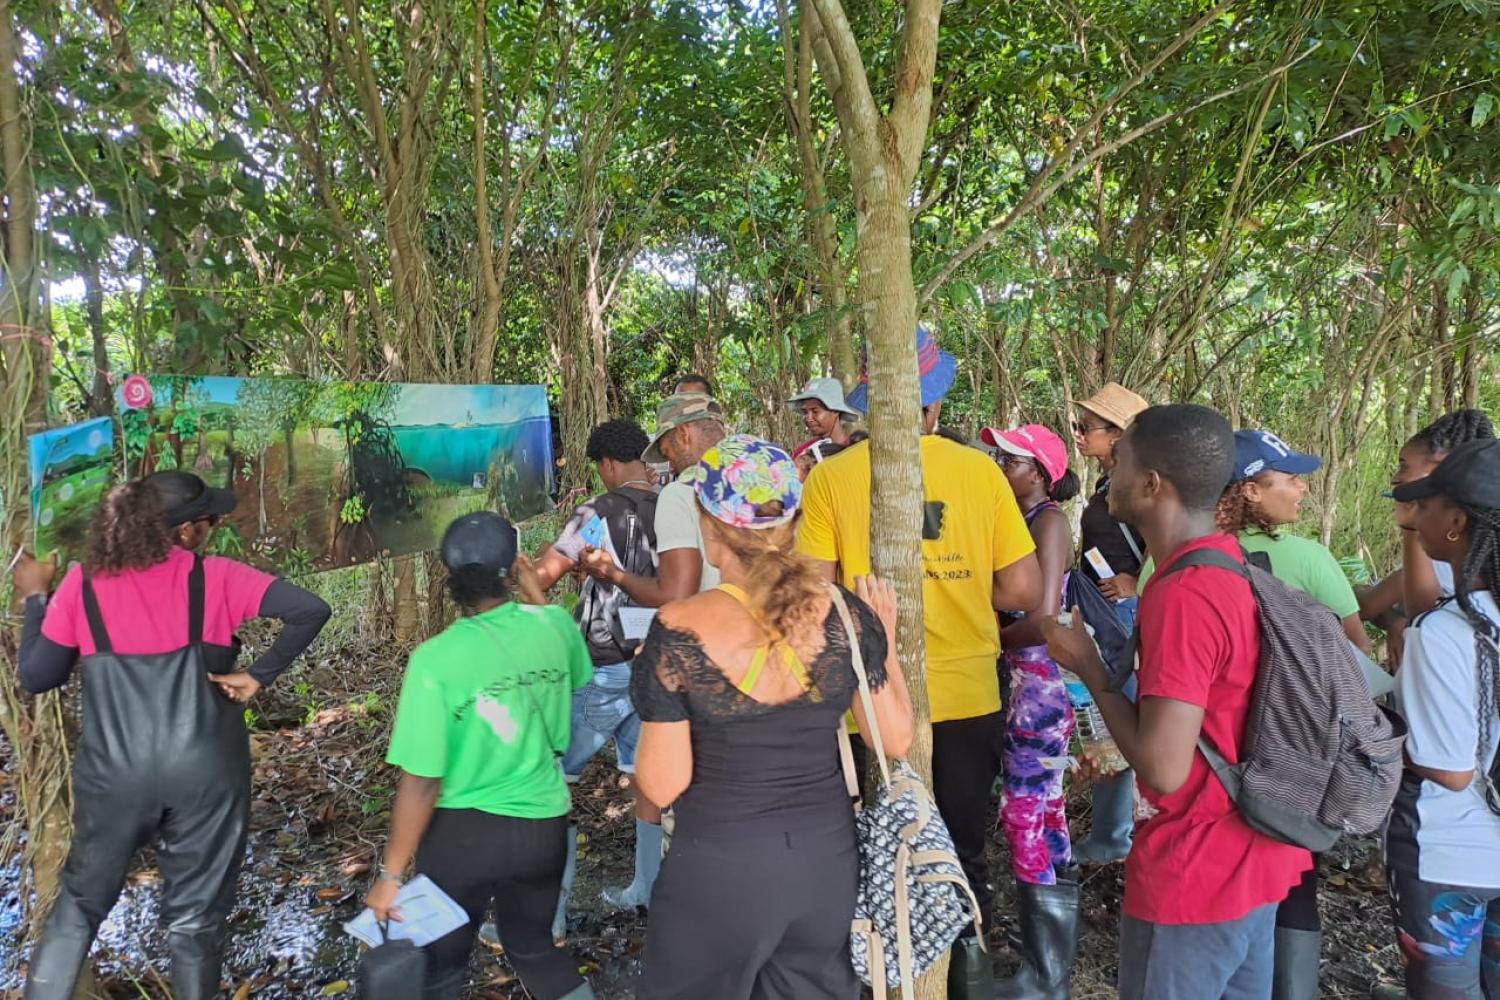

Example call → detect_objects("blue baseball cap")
846 325 957 413
1233 430 1322 482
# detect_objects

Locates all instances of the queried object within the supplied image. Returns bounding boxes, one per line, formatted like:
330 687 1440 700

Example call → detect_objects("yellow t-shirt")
796 436 1035 722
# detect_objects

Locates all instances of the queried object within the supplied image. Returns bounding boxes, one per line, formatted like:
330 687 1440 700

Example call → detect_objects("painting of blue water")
118 375 553 574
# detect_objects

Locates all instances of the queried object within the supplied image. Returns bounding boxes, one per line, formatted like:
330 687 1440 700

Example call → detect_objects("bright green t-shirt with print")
386 601 592 818
1137 528 1360 619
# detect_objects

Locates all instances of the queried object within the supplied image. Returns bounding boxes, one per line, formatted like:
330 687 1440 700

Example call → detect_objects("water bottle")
1056 613 1128 774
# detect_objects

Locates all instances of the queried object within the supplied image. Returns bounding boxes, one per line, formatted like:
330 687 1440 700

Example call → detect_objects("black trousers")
932 711 1005 934
415 809 581 1000
638 822 859 1000
1276 859 1321 931
24 771 249 1000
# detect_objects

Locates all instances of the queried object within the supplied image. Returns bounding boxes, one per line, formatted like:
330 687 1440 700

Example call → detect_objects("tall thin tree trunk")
0 6 91 995
83 257 113 417
805 0 945 992
777 0 856 386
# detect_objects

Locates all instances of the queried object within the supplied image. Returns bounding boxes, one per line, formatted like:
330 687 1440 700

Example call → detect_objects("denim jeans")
1079 597 1138 855
560 661 639 779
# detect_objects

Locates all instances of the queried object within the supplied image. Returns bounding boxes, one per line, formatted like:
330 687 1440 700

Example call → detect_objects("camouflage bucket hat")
642 392 726 464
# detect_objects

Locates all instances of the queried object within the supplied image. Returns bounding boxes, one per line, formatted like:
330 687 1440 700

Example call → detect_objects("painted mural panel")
118 375 552 574
28 417 116 565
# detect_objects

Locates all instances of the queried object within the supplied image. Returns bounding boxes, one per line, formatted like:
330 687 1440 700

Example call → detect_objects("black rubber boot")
1271 927 1321 1000
947 933 995 999
167 927 225 1000
992 872 1080 1000
21 894 96 1000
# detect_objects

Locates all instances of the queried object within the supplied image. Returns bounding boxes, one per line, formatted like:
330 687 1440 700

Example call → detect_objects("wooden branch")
888 0 943 180
804 0 881 169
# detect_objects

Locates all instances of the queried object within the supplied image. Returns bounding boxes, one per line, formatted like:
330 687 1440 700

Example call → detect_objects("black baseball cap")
440 511 518 576
1391 438 1500 507
144 470 238 527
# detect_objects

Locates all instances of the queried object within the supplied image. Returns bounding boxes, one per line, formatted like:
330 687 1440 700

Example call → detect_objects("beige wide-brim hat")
1076 382 1149 429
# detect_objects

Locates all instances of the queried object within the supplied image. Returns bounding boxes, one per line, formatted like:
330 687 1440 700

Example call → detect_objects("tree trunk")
83 257 113 417
393 554 420 644
778 0 856 386
284 424 297 486
0 6 92 994
805 0 946 992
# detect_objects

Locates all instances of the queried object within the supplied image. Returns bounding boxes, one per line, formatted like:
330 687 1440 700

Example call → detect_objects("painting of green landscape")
28 417 116 566
118 375 553 575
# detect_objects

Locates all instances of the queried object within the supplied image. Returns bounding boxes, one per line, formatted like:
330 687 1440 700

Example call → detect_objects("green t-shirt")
1138 529 1360 619
386 601 592 818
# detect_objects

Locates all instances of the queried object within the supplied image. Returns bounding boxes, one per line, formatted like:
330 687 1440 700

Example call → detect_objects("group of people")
9 323 1499 1000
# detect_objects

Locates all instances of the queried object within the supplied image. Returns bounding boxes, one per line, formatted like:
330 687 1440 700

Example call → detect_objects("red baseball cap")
981 424 1069 486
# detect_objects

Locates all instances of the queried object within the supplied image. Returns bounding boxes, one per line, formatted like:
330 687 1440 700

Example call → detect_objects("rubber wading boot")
947 933 995 999
1070 770 1135 866
1271 927 1321 1000
992 871 1080 1000
558 983 598 1000
21 895 94 1000
553 823 579 941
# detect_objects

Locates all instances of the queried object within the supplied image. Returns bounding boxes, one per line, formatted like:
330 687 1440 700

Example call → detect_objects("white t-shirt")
653 479 720 592
1395 591 1500 887
1433 558 1455 598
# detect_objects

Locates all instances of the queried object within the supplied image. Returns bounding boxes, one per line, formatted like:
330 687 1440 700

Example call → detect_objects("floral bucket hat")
682 434 802 529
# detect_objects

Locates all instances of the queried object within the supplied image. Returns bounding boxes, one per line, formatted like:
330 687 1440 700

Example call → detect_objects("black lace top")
631 587 889 835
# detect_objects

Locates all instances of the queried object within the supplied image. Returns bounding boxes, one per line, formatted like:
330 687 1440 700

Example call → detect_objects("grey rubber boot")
553 823 579 941
1271 927 1321 1000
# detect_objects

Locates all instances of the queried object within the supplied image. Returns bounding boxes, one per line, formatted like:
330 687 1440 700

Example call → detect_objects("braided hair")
1452 500 1500 815
1410 409 1495 457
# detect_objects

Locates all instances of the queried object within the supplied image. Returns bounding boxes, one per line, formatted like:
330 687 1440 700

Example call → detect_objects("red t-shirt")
1124 533 1311 924
43 547 276 657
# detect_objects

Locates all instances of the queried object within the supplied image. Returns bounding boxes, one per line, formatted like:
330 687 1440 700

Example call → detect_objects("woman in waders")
13 476 331 999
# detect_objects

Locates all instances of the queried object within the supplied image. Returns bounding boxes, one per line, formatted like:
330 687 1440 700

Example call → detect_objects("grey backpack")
829 588 980 998
1117 547 1406 852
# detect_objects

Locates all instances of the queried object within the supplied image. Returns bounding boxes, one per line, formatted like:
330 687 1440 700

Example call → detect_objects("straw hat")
1076 382 1149 429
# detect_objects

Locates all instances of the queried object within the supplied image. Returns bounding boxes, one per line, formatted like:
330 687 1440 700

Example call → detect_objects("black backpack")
1115 547 1406 852
576 487 658 662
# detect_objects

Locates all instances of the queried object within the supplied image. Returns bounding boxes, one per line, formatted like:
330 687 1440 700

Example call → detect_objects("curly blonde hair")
701 504 825 642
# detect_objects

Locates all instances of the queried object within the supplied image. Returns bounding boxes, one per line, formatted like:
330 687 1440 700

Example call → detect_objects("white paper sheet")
343 875 468 948
618 606 658 641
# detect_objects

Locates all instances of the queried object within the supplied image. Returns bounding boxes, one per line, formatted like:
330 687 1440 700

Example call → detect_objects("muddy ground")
2 632 1407 999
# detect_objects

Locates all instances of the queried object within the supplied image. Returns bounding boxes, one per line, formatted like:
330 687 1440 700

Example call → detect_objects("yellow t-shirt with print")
796 435 1035 722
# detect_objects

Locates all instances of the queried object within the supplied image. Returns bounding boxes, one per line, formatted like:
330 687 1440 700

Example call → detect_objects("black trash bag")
358 922 425 999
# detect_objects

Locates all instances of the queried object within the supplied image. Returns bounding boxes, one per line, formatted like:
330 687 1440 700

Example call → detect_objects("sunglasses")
1073 419 1114 436
997 453 1037 471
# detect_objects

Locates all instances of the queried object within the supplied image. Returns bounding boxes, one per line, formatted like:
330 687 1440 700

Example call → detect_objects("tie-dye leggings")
1000 646 1076 885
